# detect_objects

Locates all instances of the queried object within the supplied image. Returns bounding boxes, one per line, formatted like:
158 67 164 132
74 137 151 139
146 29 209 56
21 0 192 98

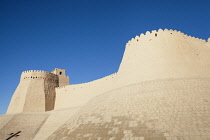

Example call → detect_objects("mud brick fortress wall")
55 29 210 110
55 73 117 109
6 29 210 114
117 29 210 86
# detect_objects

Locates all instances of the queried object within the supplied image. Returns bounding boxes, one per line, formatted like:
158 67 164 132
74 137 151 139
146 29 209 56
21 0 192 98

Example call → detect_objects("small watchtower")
51 68 70 87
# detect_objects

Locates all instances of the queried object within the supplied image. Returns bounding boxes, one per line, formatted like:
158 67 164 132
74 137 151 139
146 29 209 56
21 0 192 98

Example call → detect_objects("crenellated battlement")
126 29 207 47
22 76 58 83
21 70 58 80
22 70 57 76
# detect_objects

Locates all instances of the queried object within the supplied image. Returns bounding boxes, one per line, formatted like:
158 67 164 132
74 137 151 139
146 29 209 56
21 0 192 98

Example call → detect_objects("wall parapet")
54 72 118 110
22 70 57 76
126 29 207 47
21 70 59 82
56 72 118 90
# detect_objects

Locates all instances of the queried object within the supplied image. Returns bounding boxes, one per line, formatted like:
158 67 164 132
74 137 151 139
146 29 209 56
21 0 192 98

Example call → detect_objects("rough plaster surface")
1 29 210 140
0 114 14 129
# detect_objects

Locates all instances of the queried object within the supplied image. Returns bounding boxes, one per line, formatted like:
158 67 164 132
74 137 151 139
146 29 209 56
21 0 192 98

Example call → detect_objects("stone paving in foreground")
48 78 210 140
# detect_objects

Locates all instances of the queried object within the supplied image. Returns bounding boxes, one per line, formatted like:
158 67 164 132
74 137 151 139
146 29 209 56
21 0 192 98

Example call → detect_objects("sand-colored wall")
6 29 210 113
7 70 59 114
54 73 117 110
57 75 69 87
48 78 210 140
54 29 210 110
207 37 210 47
51 68 69 87
117 29 210 87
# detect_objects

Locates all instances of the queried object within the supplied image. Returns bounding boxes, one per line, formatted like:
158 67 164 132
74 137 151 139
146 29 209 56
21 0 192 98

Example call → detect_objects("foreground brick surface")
48 78 210 140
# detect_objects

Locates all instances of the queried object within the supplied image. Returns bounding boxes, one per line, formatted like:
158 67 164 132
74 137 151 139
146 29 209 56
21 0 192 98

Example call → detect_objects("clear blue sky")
1 0 210 115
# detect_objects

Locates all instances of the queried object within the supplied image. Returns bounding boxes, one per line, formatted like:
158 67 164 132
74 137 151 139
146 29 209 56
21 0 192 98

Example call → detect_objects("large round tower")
117 29 210 87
